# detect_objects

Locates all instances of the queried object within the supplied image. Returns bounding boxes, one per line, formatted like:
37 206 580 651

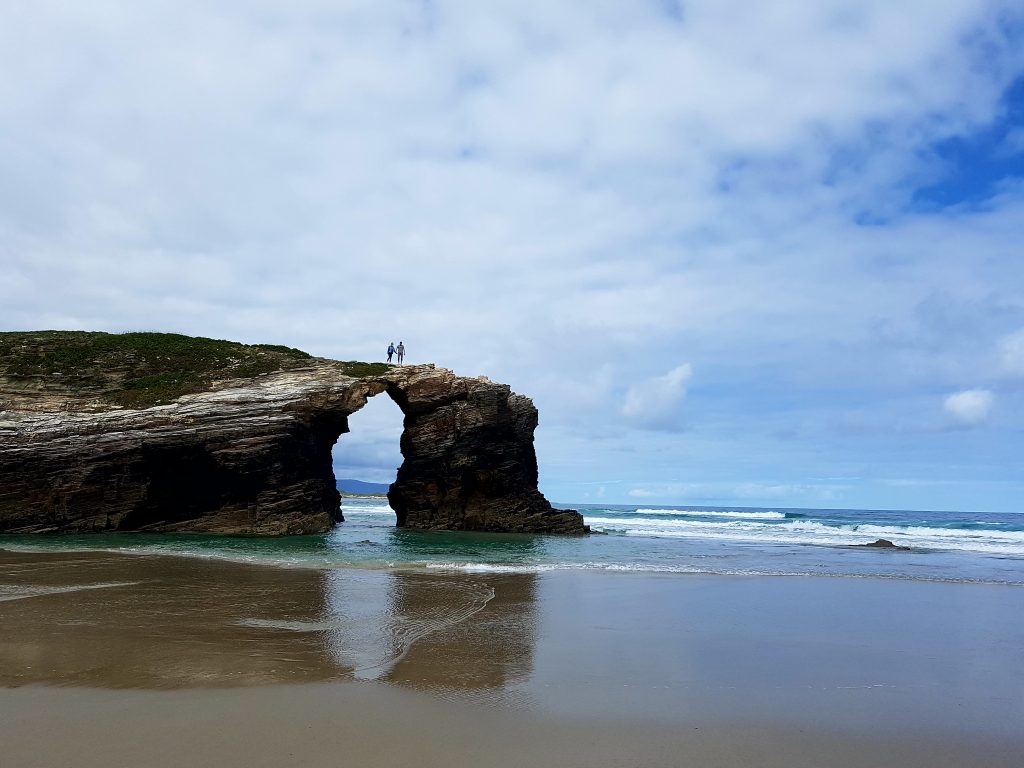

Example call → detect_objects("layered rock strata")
0 362 585 535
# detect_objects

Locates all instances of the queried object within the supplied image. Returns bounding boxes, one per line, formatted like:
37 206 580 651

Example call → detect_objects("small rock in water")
858 538 911 551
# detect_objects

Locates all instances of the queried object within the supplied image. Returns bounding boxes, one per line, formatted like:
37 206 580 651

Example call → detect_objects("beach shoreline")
2 548 1022 767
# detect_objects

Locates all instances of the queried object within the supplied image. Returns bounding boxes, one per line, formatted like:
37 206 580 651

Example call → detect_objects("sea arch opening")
330 388 405 522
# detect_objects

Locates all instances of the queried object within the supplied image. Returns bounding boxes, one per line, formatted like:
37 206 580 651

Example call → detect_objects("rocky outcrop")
0 360 585 535
854 538 911 551
386 367 582 533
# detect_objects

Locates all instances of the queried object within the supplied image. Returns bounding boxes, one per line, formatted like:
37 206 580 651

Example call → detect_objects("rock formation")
385 367 578 532
0 333 585 535
855 538 911 551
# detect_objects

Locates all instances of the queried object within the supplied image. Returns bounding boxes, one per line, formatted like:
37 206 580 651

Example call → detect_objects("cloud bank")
2 1 1024 510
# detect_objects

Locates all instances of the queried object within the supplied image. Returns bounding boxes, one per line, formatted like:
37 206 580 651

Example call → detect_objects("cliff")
0 332 585 535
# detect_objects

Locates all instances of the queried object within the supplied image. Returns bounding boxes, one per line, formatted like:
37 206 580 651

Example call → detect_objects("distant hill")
336 478 390 495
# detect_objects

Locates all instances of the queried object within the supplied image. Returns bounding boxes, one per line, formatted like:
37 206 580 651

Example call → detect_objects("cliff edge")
0 332 585 535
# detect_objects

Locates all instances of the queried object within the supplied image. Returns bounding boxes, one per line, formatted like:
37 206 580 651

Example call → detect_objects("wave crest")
634 508 786 519
585 515 1024 556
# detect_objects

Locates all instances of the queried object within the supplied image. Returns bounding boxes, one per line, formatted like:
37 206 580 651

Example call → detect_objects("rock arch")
0 362 585 535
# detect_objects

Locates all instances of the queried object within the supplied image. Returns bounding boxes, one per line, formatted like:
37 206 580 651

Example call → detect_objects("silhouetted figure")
387 342 395 363
396 341 405 365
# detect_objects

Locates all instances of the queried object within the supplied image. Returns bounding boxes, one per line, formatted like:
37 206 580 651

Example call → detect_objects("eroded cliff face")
385 367 580 533
0 362 585 535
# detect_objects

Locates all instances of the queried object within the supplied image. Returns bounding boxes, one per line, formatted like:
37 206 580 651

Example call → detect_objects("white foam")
423 560 809 576
633 508 786 520
342 503 396 516
585 516 1024 556
422 560 863 578
425 562 559 574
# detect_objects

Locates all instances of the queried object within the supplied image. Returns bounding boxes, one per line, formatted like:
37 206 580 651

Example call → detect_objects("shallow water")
4 503 1023 765
2 500 1022 584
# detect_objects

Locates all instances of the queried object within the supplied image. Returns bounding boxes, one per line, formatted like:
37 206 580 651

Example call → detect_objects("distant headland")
0 331 585 536
337 478 390 497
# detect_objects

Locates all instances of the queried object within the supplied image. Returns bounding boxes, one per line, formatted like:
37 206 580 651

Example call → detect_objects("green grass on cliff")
0 331 379 408
334 361 392 378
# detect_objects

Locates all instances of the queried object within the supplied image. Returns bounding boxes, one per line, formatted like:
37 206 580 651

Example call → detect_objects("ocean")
3 500 1022 585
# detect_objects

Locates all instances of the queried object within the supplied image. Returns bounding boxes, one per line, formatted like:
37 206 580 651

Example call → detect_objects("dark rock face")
856 538 911 551
0 362 585 536
386 368 584 534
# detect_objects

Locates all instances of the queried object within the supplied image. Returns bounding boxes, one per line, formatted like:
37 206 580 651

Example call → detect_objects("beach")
6 3 1024 765
2 547 1022 767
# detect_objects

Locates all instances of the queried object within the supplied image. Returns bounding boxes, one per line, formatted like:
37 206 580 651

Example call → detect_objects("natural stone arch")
0 362 585 535
322 366 583 533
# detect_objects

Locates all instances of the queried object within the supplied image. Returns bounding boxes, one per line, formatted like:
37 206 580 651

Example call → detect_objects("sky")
2 1 1023 512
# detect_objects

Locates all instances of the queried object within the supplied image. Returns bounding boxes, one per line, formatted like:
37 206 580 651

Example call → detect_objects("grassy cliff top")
0 331 390 408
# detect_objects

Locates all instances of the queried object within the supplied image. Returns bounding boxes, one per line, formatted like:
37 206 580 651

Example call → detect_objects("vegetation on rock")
333 361 392 378
0 331 383 408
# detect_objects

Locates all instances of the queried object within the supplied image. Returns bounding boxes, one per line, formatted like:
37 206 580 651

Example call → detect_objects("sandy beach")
2 549 1022 767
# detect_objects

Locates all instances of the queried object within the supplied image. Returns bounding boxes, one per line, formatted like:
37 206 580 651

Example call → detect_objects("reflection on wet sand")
0 549 537 693
382 570 536 694
317 569 497 680
0 551 341 687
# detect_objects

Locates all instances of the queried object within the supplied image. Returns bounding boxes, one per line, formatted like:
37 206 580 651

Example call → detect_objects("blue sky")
2 1 1023 512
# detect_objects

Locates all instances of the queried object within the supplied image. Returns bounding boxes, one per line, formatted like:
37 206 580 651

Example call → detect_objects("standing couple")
387 341 405 364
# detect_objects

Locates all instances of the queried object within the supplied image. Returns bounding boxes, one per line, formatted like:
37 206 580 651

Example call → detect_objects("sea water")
2 500 1022 585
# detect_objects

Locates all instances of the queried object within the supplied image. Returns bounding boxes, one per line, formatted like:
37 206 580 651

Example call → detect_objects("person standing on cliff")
387 342 395 363
396 341 405 365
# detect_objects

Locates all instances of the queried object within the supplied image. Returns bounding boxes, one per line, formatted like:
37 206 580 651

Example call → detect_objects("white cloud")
331 392 404 481
943 388 994 426
622 364 693 430
1 2 1023 508
626 481 850 503
627 488 657 498
998 328 1024 377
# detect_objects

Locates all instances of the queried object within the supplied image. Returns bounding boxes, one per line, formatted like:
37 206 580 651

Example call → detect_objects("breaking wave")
634 508 787 519
585 515 1024 556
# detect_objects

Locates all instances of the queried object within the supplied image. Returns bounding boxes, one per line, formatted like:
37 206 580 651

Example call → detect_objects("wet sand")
2 549 1023 767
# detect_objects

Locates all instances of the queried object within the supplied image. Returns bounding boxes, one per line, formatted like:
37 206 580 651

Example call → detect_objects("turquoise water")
3 500 1023 585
